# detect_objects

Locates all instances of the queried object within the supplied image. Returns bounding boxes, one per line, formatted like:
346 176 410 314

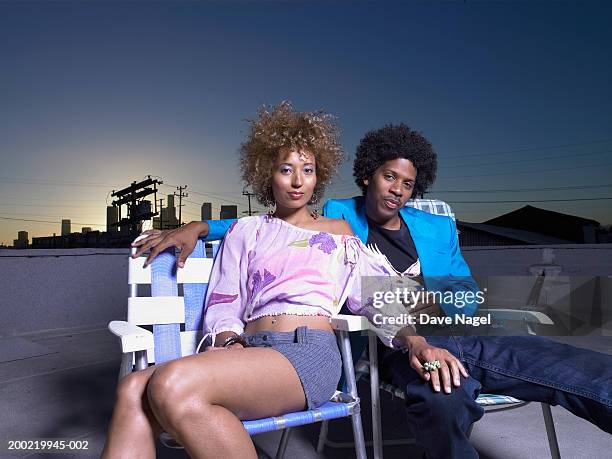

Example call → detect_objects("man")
135 124 612 458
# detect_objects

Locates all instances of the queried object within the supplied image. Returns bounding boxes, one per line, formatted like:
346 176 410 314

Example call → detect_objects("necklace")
268 209 320 221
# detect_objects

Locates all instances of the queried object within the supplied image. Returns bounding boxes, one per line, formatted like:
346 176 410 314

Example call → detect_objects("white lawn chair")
109 239 368 458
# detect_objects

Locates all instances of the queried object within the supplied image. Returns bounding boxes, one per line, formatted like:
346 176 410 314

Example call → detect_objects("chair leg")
351 411 367 459
134 350 148 371
541 403 561 459
118 352 133 381
337 330 367 459
316 421 329 453
275 428 292 459
369 334 383 459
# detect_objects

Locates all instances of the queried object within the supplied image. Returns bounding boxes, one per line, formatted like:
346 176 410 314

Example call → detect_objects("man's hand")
403 336 468 393
206 343 244 351
131 221 209 268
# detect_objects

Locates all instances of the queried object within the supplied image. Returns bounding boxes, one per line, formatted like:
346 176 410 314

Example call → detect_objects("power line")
442 161 612 179
0 210 105 219
0 216 106 227
181 209 202 218
164 183 269 214
331 182 612 195
439 138 612 160
4 197 105 203
162 183 245 207
430 184 612 193
184 199 222 212
181 189 245 207
439 149 612 168
447 197 612 204
331 184 612 198
0 203 102 208
0 177 119 188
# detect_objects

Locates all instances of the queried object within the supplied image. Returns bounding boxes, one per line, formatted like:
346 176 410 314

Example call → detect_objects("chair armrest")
480 308 554 325
331 314 370 332
108 320 154 353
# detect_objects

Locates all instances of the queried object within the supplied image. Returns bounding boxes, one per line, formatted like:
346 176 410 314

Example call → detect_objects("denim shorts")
243 326 342 409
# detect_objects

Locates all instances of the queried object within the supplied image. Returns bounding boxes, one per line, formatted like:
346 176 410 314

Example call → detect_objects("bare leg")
101 365 163 459
146 347 306 459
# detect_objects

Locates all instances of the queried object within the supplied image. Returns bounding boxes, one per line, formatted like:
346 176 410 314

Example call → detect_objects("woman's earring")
309 189 319 205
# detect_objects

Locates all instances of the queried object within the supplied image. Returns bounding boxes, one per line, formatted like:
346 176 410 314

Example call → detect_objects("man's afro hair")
353 123 437 197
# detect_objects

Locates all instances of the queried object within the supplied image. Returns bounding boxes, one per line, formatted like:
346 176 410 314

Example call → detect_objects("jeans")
380 335 612 459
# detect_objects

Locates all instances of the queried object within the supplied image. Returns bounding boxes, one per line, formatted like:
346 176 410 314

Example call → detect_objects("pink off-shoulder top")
203 215 407 346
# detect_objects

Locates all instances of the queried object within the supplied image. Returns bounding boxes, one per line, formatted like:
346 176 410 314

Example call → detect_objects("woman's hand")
131 221 209 268
404 337 468 393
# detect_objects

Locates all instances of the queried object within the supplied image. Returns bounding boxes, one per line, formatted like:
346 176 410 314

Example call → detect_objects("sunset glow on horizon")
2 1 611 246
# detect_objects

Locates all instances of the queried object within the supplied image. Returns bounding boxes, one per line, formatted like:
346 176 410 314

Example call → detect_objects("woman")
102 102 398 459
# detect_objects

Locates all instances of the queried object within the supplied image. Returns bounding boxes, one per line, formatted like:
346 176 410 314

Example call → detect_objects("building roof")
483 205 600 243
458 221 574 245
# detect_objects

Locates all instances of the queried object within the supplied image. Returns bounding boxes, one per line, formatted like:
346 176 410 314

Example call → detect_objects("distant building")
201 202 212 221
220 205 238 220
107 206 119 233
153 194 178 230
484 205 601 243
458 221 573 247
32 230 131 249
13 231 29 249
81 227 92 233
61 219 71 236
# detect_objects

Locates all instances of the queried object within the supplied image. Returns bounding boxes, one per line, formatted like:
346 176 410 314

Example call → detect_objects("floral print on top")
203 215 411 347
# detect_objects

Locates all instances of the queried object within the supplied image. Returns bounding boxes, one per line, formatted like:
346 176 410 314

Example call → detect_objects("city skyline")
1 1 611 245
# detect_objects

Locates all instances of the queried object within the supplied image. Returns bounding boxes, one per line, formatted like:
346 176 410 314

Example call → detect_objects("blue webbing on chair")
243 401 352 435
151 248 182 363
183 240 207 332
211 240 220 259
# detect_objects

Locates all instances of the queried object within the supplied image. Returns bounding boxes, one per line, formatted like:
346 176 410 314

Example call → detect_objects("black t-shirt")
366 216 418 273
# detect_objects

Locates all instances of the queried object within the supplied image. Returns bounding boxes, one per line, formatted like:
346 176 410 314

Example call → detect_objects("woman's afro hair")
240 101 344 207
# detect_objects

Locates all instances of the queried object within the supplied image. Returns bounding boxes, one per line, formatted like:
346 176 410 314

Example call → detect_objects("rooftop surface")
1 244 611 457
1 326 611 458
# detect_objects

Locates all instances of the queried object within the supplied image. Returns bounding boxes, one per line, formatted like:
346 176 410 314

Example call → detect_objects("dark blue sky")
1 1 611 243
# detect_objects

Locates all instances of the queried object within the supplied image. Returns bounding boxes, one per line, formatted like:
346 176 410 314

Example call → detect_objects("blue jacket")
207 196 479 316
323 197 479 316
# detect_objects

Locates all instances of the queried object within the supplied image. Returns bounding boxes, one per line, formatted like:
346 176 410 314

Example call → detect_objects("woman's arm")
204 218 256 347
132 219 238 267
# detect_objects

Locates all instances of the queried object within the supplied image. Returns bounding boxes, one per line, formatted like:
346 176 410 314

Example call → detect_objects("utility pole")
242 187 255 216
175 186 188 226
